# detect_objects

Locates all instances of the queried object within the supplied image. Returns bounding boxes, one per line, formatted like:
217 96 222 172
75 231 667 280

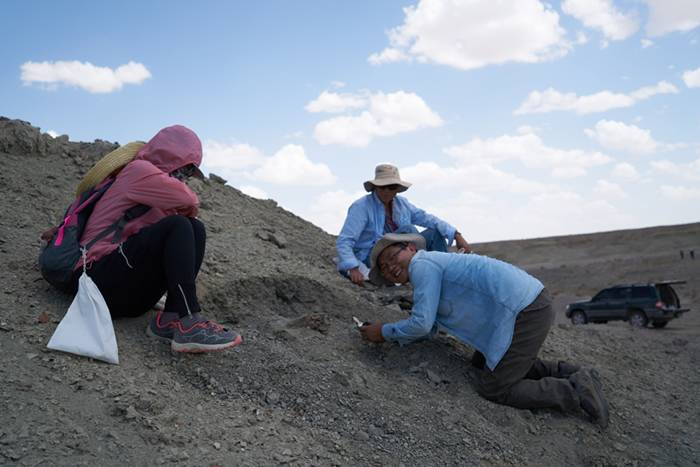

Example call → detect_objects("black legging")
87 215 205 319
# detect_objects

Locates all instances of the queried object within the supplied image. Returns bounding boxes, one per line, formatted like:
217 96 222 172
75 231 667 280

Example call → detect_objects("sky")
2 0 699 242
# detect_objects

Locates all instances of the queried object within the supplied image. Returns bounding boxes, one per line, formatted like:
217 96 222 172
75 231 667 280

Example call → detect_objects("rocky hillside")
1 117 698 466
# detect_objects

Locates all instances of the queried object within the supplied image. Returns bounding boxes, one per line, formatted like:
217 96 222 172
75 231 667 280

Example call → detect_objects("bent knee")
476 377 511 403
188 216 205 233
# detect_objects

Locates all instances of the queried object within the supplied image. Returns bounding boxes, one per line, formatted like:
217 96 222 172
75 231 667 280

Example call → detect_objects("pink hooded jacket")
76 125 202 270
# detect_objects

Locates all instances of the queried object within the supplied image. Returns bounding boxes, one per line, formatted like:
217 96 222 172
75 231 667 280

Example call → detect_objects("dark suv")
565 281 689 328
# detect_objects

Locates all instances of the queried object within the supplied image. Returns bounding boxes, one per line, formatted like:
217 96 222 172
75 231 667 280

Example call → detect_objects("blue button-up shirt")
336 192 457 271
381 251 544 370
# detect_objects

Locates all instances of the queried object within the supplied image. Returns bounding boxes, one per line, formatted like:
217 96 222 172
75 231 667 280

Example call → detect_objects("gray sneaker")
171 313 242 353
146 311 178 343
570 369 609 428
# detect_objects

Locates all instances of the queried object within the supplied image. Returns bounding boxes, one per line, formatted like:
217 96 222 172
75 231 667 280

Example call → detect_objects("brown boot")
570 369 609 428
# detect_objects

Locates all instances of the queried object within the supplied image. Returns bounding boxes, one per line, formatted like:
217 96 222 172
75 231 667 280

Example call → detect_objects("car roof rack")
611 280 687 287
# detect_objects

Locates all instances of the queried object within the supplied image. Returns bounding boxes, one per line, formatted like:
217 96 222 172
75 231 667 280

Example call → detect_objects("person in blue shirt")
359 233 610 427
336 164 471 285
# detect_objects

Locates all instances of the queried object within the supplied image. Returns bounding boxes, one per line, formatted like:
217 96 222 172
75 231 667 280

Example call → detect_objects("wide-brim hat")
369 233 426 286
363 163 412 193
75 141 146 197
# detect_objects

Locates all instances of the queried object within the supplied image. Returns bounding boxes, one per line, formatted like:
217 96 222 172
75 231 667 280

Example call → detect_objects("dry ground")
1 117 698 466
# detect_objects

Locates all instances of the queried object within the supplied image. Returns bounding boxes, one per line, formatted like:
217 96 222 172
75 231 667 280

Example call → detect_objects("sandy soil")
1 117 698 466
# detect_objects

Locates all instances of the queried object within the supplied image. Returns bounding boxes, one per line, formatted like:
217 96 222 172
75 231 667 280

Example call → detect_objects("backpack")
39 177 149 292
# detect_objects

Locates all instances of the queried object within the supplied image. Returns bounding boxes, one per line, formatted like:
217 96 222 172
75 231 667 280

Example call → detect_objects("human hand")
359 322 385 342
348 267 365 286
455 233 472 254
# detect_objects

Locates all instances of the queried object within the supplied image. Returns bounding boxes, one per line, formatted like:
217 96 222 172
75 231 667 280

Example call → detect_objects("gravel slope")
1 117 698 466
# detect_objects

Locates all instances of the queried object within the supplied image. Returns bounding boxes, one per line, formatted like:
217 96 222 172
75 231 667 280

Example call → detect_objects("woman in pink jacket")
80 125 241 353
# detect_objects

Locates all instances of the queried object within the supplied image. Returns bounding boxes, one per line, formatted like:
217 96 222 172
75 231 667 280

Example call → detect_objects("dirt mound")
1 117 698 466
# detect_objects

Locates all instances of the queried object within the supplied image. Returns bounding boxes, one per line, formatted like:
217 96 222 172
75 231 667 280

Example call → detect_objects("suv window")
631 287 656 299
656 284 680 307
594 288 626 300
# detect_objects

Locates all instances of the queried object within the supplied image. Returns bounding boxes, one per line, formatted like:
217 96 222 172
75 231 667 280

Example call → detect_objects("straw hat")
363 164 412 193
75 141 145 196
369 233 426 286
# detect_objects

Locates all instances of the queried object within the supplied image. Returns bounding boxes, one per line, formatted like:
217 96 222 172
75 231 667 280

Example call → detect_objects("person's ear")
407 243 417 252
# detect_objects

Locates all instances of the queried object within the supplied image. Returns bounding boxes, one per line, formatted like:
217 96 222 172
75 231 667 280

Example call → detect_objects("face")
378 243 416 284
171 164 198 181
374 184 401 204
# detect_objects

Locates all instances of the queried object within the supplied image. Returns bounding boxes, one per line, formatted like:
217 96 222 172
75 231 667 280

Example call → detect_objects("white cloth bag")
47 271 119 364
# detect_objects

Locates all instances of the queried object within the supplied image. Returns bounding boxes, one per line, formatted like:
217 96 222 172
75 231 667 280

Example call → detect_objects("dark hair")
171 164 197 181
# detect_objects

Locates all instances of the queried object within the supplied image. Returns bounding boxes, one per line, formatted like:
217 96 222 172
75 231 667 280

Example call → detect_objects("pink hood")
77 125 201 269
135 125 203 174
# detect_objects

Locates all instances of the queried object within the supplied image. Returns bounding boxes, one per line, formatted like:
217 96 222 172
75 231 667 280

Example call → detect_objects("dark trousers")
474 290 580 413
87 215 205 319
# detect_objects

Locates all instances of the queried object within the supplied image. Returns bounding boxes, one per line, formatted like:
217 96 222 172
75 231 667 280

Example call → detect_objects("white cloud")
305 91 367 113
251 144 336 186
650 158 700 181
46 130 59 138
644 0 700 37
562 0 639 41
444 128 612 178
641 38 654 48
628 81 678 100
682 67 700 88
659 185 700 200
368 48 411 66
203 141 266 171
20 60 151 93
239 185 270 200
584 120 658 154
594 179 627 199
401 161 548 193
420 187 630 241
312 91 443 147
202 140 336 188
514 80 678 115
369 0 569 70
611 162 641 180
305 189 366 234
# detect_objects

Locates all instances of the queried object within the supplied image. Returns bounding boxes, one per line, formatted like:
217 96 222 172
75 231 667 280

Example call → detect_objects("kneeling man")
360 233 609 427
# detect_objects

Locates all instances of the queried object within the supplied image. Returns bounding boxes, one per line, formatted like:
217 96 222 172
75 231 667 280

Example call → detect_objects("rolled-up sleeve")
381 258 442 344
336 201 368 271
406 199 457 245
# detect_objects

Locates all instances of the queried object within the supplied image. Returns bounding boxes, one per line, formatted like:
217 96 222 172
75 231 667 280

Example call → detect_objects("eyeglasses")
376 184 401 191
379 243 406 273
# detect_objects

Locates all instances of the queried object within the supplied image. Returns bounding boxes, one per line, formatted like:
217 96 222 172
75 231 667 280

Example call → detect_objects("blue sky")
3 0 699 241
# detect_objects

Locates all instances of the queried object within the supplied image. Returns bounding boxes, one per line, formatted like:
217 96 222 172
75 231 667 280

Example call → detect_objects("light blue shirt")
381 251 544 370
336 192 457 271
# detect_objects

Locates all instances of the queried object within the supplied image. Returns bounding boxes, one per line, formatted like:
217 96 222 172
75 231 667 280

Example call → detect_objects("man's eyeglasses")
376 184 401 191
379 243 407 273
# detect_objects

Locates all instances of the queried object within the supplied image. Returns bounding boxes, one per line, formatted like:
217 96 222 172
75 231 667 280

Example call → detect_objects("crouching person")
75 125 241 353
359 233 609 427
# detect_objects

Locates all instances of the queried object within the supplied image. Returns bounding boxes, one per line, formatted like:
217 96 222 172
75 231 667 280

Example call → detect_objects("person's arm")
336 201 369 280
404 199 456 244
124 161 199 217
453 231 472 253
380 259 442 344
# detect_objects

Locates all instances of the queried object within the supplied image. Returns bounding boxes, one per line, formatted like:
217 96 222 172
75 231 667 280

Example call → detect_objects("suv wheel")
570 310 587 325
628 310 648 328
652 321 668 329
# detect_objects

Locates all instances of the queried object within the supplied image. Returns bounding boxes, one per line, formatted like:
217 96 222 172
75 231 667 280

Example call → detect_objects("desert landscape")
1 117 698 466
